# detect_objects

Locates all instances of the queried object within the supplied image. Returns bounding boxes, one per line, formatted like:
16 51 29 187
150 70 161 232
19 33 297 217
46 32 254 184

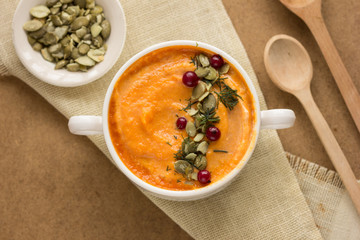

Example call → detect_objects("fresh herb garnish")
166 165 171 171
197 107 220 126
166 141 172 146
215 82 243 111
213 150 228 153
177 179 181 183
173 135 178 140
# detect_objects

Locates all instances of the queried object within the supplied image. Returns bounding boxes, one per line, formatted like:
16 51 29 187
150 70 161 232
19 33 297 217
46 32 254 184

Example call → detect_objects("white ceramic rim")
102 40 261 199
12 0 126 87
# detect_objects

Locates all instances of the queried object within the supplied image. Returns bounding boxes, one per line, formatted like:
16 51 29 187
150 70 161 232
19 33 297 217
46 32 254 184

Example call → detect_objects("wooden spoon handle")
294 3 360 133
296 89 360 215
305 16 360 133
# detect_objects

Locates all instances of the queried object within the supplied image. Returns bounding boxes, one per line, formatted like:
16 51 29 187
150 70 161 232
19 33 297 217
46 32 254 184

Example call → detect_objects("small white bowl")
12 0 126 87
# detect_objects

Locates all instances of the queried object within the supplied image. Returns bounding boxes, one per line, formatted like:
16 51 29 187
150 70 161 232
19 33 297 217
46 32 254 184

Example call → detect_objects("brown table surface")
1 0 359 239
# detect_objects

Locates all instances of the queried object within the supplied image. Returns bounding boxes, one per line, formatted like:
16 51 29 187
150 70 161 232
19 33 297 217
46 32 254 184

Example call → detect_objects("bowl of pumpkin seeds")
12 0 126 87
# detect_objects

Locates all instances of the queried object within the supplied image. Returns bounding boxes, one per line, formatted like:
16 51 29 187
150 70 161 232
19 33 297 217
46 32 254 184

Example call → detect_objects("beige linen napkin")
287 154 360 240
1 0 323 239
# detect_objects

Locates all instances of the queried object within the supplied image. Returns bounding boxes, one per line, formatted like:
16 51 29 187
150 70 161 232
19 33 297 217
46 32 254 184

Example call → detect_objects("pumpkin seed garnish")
195 67 210 78
197 141 209 155
191 81 207 100
185 121 196 137
219 63 230 75
193 133 205 142
198 53 210 67
174 53 242 184
23 0 111 72
194 155 207 170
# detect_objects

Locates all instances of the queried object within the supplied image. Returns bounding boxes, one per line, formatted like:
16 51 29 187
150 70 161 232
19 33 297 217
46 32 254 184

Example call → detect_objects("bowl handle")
68 116 103 135
260 109 295 129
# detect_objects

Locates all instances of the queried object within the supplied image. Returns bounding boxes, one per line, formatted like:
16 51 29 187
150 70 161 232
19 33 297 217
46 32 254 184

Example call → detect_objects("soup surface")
108 45 256 190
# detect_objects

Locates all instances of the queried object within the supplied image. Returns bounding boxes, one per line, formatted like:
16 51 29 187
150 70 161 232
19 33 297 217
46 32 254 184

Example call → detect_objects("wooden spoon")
264 34 360 216
279 0 360 134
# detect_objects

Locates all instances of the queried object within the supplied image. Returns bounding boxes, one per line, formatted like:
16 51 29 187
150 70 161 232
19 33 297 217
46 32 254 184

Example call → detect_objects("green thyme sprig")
215 82 243 111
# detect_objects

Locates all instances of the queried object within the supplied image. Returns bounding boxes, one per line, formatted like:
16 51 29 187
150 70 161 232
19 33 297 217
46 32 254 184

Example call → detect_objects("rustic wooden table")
1 0 359 239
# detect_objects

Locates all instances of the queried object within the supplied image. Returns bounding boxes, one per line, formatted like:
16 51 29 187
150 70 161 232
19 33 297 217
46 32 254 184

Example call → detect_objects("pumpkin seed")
66 6 80 16
184 142 189 155
48 43 62 53
60 36 71 46
92 35 103 48
90 23 102 37
27 36 37 45
61 11 74 24
87 49 104 62
32 42 43 51
66 63 80 72
52 51 64 59
45 22 55 33
50 7 60 15
198 91 210 102
60 0 73 4
41 48 54 62
23 20 43 32
30 5 50 19
86 0 95 9
198 53 210 67
78 44 90 55
174 160 192 174
43 32 59 45
28 27 46 39
186 122 196 137
74 0 86 8
190 172 198 181
194 155 207 170
51 15 63 27
70 33 80 43
197 141 209 155
46 0 58 7
71 48 80 59
205 66 219 81
100 20 111 39
185 153 197 161
194 67 210 78
79 65 88 72
205 82 212 91
194 133 205 142
191 81 207 100
75 56 95 66
219 63 230 75
187 108 198 116
55 59 68 69
188 141 198 153
70 16 89 30
54 26 68 39
83 33 92 40
91 5 103 14
202 93 217 112
96 14 103 24
75 26 87 39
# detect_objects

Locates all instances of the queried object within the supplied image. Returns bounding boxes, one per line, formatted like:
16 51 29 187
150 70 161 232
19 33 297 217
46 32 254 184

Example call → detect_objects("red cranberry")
182 71 199 87
206 126 221 141
210 54 224 69
176 117 187 129
198 170 211 184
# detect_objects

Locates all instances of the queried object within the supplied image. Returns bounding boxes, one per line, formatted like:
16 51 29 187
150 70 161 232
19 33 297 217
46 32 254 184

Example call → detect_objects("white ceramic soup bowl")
68 40 295 201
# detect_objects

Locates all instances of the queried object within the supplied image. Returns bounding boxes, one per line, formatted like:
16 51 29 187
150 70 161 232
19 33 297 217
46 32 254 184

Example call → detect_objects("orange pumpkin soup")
108 45 256 190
